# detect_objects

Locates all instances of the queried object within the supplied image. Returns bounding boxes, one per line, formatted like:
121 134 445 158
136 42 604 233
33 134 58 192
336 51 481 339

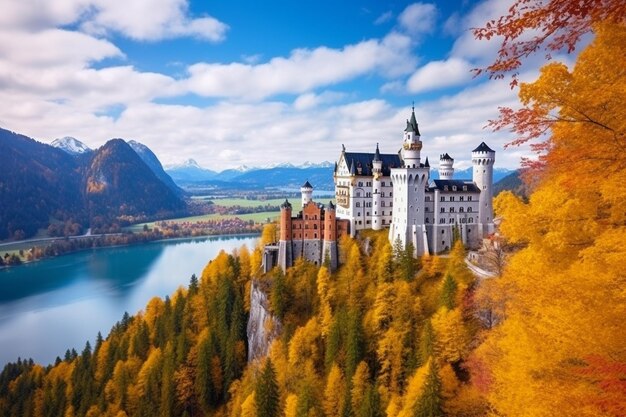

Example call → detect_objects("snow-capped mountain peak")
51 137 91 155
300 160 333 168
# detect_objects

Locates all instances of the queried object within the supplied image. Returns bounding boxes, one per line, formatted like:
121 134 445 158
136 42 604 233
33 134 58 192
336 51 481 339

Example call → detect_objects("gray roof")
344 151 402 176
473 142 495 153
440 153 453 161
404 108 421 135
281 199 292 209
301 180 313 189
430 180 480 193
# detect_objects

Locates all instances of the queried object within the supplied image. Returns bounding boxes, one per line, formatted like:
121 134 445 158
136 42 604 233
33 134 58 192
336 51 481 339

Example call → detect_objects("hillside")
0 129 187 239
85 139 187 222
492 170 527 197
128 140 184 197
0 128 85 239
0 231 485 417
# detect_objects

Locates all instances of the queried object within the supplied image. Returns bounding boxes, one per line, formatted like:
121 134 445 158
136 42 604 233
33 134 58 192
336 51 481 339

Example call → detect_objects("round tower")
372 143 383 230
278 199 293 271
402 106 422 168
279 199 293 241
322 201 339 270
301 181 313 208
438 153 454 180
472 142 496 235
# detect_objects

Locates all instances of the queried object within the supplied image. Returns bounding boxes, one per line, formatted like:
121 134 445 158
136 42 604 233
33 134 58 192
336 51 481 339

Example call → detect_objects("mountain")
0 128 85 239
127 140 184 196
86 139 186 221
165 159 217 182
493 170 528 197
51 136 92 155
429 167 514 183
0 128 186 239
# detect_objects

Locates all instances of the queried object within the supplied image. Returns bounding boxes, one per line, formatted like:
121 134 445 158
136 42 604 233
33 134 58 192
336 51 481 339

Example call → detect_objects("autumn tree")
256 359 279 417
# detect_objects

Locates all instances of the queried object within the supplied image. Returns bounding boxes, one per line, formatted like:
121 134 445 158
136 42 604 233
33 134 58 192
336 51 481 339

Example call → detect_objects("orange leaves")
473 0 626 84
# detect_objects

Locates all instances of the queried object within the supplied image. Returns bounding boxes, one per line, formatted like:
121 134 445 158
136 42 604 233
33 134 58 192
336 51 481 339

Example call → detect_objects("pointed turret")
424 157 430 168
373 143 381 162
300 181 313 208
350 159 356 175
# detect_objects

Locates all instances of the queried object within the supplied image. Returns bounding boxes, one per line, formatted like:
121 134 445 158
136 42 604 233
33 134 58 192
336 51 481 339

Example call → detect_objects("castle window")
468 207 472 212
358 182 363 186
314 233 317 238
469 217 473 223
367 220 371 224
356 192 361 197
381 192 385 197
425 207 429 212
356 202 360 208
440 196 445 202
450 207 455 213
468 196 473 201
450 196 455 202
461 218 466 223
459 207 464 213
449 218 454 223
381 201 385 207
382 181 386 186
426 196 431 202
314 224 318 230
452 186 457 191
460 196 464 201
425 218 430 223
440 207 445 213
444 185 449 191
463 186 467 191
440 219 445 224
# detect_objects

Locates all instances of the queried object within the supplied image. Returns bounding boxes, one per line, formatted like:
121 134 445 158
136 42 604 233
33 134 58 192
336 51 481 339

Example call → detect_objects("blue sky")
0 0 551 170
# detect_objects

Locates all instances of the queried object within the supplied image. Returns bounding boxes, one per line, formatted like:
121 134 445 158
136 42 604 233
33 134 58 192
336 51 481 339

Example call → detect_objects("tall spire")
409 106 420 136
373 142 381 161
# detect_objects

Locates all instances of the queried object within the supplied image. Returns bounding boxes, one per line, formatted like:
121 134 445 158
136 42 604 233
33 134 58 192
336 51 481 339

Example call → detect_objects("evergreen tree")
256 359 279 417
345 309 364 378
414 360 443 417
419 321 436 364
439 274 458 310
270 268 287 319
189 273 199 294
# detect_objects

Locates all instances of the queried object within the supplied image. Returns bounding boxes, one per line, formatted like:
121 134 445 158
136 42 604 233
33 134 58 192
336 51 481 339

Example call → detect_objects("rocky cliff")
247 280 281 362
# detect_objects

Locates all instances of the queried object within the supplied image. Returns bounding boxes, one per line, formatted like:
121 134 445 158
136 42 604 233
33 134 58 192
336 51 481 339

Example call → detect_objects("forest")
1 1 625 416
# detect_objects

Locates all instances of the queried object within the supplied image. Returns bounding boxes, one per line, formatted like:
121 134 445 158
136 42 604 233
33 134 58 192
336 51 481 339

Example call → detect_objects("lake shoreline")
0 231 261 270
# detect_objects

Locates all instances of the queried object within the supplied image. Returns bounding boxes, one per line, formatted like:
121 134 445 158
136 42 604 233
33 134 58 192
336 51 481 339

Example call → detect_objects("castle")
262 182 350 272
264 107 495 272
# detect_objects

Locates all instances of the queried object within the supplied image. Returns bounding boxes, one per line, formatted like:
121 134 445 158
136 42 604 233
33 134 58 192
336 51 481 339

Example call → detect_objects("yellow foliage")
241 392 257 417
288 318 321 368
431 307 469 363
395 362 429 417
284 394 299 417
476 22 626 417
323 364 345 417
350 361 370 412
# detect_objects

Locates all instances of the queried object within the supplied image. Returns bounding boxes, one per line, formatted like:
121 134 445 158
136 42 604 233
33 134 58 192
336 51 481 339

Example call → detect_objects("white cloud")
374 11 393 25
397 3 437 35
0 0 228 42
185 33 415 100
407 58 473 93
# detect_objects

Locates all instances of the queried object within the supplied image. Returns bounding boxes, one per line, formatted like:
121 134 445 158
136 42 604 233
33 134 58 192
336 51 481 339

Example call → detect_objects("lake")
0 234 259 367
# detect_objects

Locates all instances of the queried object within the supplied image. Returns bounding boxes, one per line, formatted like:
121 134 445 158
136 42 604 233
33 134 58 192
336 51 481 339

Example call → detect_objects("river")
0 234 258 367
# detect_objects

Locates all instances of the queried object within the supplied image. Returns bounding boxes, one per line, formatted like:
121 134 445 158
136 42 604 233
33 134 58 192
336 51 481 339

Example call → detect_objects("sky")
0 0 566 171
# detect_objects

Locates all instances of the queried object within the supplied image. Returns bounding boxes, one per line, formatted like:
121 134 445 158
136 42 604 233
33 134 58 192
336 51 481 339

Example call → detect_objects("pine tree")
439 274 457 310
270 269 287 319
419 321 435 364
414 360 443 417
256 359 279 417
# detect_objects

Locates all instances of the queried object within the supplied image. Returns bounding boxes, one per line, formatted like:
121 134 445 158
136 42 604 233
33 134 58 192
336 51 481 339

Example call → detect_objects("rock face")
247 280 281 362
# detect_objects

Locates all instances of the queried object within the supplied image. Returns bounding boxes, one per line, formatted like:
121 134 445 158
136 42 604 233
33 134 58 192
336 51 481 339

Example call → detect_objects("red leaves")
472 0 626 85
573 356 626 417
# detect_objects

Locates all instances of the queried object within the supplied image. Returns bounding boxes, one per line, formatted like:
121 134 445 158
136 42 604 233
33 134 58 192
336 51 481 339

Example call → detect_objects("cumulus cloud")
0 0 228 42
398 3 437 35
185 33 415 100
374 11 393 25
406 58 473 93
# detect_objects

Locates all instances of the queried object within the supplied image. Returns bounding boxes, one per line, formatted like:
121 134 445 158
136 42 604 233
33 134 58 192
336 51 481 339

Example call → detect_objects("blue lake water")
0 235 258 366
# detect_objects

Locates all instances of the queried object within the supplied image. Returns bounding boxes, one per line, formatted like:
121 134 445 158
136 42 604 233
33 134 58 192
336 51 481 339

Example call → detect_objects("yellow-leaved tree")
473 21 626 417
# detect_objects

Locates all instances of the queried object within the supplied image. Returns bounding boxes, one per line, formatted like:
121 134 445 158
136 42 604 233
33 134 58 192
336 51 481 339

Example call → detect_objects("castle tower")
439 153 454 180
278 199 293 271
472 142 496 236
371 144 383 231
402 106 423 168
301 181 313 208
322 201 339 271
389 107 430 256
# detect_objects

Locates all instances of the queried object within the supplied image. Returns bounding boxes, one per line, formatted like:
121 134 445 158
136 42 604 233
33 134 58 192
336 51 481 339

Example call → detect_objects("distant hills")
165 161 514 191
0 128 186 240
